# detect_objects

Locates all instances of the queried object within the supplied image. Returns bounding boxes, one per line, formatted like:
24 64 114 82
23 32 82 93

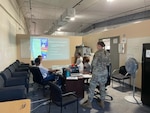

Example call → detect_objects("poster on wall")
118 43 125 54
146 50 150 58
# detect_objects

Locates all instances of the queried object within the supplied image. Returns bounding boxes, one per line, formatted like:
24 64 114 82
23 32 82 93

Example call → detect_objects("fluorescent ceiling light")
57 28 61 31
107 0 114 2
103 28 108 31
70 17 75 21
133 20 142 24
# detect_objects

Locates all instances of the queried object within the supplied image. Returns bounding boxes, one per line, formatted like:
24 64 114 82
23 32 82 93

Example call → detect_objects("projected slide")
30 36 69 60
41 38 48 59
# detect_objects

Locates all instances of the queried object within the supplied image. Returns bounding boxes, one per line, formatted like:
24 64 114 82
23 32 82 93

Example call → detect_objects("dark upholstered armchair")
0 75 27 102
0 68 29 92
8 65 29 79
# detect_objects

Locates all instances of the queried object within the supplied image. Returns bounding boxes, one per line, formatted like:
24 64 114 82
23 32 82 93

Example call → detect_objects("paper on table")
82 74 92 78
71 73 83 77
66 76 78 80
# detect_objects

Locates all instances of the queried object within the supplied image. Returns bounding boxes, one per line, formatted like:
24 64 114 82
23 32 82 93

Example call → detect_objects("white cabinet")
75 46 91 57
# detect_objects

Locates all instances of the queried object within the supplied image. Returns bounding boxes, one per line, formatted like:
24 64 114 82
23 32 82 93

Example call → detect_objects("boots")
98 100 105 109
81 100 92 109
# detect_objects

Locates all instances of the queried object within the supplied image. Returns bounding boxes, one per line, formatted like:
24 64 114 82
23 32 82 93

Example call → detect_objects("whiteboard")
127 37 150 62
20 39 30 58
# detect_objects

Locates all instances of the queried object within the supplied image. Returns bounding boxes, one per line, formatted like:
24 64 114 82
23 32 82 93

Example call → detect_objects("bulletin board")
127 37 150 63
20 38 30 58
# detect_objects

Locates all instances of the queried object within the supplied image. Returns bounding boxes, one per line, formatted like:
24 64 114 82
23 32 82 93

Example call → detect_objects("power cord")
31 98 49 104
31 99 51 112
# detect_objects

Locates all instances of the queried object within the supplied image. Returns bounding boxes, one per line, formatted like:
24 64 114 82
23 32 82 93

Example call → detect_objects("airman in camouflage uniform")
81 41 110 109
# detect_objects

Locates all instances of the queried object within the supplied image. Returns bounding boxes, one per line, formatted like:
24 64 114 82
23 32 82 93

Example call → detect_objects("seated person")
75 52 83 73
82 56 91 83
31 55 42 66
34 58 61 85
83 56 91 74
38 55 43 66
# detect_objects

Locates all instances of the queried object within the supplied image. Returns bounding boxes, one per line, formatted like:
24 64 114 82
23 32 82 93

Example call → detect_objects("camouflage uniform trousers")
88 69 108 102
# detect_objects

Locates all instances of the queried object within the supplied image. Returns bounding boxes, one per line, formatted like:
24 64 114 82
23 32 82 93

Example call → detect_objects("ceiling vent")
57 8 76 26
57 17 68 26
61 8 76 22
45 8 76 35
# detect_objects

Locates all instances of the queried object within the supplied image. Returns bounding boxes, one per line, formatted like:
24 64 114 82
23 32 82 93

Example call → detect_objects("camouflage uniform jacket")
91 49 110 75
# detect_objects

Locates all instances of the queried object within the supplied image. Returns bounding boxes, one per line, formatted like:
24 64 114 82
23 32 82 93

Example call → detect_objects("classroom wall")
83 19 150 89
16 34 82 68
0 0 27 71
16 20 150 89
1 0 150 89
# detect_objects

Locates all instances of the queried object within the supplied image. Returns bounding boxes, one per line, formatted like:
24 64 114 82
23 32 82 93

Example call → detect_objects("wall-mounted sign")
113 38 118 44
146 50 150 58
118 43 125 53
121 38 127 43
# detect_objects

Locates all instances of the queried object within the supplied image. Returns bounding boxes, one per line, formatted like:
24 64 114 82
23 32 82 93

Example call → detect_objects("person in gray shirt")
83 56 91 74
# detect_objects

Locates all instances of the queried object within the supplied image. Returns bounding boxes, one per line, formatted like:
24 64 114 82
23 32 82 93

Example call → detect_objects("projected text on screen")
30 36 70 60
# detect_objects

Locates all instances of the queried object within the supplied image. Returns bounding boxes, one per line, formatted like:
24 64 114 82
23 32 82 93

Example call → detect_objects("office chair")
111 65 131 89
94 64 113 101
29 66 51 96
49 82 78 113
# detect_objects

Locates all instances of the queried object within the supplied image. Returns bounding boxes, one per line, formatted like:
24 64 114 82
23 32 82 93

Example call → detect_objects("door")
110 36 120 72
141 43 150 106
100 37 119 73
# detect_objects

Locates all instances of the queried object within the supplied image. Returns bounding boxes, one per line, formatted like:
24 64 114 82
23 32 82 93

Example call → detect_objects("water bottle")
66 70 70 77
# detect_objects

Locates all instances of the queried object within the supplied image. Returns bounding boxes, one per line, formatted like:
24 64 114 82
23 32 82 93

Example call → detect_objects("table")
65 74 92 98
0 99 30 113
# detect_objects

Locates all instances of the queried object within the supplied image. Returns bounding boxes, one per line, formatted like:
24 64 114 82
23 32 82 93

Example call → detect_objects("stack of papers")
82 74 92 78
71 73 83 77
